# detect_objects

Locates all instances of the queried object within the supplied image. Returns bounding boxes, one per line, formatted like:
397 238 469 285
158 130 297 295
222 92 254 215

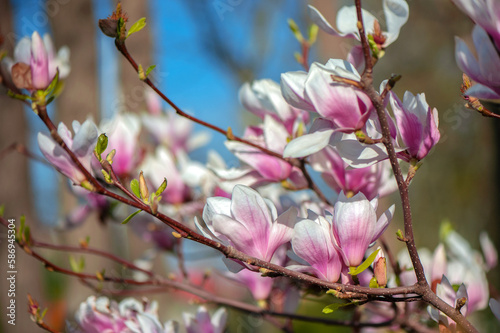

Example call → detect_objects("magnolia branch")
354 1 478 332
0 215 412 329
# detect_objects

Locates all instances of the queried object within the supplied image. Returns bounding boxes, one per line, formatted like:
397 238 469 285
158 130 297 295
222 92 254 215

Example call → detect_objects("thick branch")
354 1 478 332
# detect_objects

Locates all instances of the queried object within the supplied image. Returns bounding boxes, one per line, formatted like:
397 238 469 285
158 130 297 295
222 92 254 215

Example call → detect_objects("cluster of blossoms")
72 296 226 333
1 0 500 331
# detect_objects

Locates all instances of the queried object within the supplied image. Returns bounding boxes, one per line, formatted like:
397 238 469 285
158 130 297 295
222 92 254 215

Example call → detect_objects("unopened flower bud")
98 18 119 38
30 32 50 89
139 171 149 203
374 257 387 287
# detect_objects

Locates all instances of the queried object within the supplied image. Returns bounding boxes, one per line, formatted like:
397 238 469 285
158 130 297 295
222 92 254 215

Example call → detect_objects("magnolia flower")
74 296 177 333
443 229 491 313
130 212 177 251
225 116 306 186
142 112 210 156
455 25 500 99
225 269 274 302
282 59 373 132
389 91 440 161
183 306 227 333
7 31 69 91
140 146 191 205
197 185 296 263
291 213 343 282
38 119 98 185
451 0 500 50
428 276 468 329
99 113 141 177
239 79 309 135
333 192 394 267
63 187 109 227
309 0 409 49
310 146 397 200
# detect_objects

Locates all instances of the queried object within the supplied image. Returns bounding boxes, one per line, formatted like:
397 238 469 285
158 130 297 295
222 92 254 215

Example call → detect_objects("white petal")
283 130 334 158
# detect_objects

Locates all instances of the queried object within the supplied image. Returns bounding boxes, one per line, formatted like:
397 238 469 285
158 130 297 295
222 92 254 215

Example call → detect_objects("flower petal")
283 129 334 158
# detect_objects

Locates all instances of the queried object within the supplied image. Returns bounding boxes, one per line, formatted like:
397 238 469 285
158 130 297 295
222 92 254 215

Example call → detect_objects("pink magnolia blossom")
282 59 374 132
142 112 210 157
74 296 178 333
197 185 296 263
140 147 191 205
455 25 500 99
308 0 408 70
429 276 468 329
443 229 490 313
183 306 227 333
308 0 409 49
310 146 397 200
7 31 70 90
290 213 343 282
226 269 274 302
37 119 98 185
99 113 141 177
332 192 394 267
239 79 309 135
224 116 306 187
452 0 500 50
389 91 440 161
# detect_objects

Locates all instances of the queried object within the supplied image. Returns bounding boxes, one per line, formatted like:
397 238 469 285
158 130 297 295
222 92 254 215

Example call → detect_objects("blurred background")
0 0 498 332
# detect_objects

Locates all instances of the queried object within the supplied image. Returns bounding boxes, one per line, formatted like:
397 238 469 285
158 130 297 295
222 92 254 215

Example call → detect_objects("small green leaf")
396 229 404 240
69 256 85 273
127 17 147 38
322 302 351 314
155 178 167 196
308 24 319 44
287 18 304 43
23 225 31 244
101 170 112 184
138 64 145 80
122 209 142 224
349 248 380 276
0 204 4 217
145 65 156 77
40 307 48 320
45 70 60 96
106 149 116 165
439 220 453 241
130 179 140 198
7 90 30 101
369 277 379 289
95 134 108 158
